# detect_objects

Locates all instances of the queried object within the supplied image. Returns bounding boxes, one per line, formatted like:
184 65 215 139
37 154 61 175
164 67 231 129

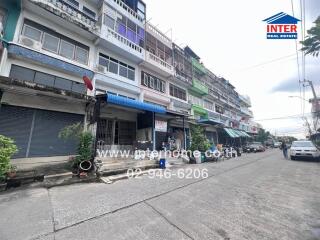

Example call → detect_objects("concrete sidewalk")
1 150 319 240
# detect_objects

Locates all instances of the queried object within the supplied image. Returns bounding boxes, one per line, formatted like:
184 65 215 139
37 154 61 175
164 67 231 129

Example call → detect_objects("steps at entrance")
96 156 159 176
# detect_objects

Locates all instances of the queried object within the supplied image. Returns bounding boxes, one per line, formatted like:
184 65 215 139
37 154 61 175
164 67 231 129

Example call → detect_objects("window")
82 6 96 19
141 72 166 93
143 73 148 86
98 53 135 81
103 9 145 47
9 65 86 94
75 46 88 64
119 62 128 78
99 55 109 70
10 65 35 82
34 72 55 87
137 1 146 20
22 21 89 65
215 105 224 114
23 25 42 41
204 100 214 111
60 40 75 59
63 0 79 8
109 58 119 74
42 33 60 53
128 67 135 81
169 84 186 101
55 77 72 91
161 82 166 93
104 14 115 29
149 76 154 89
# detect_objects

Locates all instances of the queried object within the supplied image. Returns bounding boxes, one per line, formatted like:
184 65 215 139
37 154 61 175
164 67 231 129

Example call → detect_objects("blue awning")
198 118 223 125
106 94 166 113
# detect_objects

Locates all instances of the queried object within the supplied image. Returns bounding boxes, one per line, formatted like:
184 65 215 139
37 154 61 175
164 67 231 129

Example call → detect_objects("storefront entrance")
0 105 83 158
96 118 136 147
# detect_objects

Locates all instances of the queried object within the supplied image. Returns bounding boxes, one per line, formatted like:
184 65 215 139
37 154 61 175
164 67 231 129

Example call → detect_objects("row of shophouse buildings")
0 0 262 164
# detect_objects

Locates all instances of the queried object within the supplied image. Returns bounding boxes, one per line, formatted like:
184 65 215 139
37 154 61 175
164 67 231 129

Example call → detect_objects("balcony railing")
107 27 143 53
191 57 206 74
29 0 98 33
146 23 172 47
108 0 144 24
147 51 173 73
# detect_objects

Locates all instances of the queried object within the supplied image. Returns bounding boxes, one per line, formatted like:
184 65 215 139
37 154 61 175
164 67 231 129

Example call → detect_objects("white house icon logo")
263 12 301 39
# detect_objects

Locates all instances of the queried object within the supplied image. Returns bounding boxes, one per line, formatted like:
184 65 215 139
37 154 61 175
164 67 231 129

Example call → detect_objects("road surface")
0 149 320 240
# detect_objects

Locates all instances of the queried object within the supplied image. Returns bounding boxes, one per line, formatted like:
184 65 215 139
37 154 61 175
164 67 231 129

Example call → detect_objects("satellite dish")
83 76 93 91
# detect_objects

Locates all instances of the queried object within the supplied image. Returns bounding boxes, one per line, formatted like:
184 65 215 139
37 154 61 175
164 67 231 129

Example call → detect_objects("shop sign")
155 120 167 132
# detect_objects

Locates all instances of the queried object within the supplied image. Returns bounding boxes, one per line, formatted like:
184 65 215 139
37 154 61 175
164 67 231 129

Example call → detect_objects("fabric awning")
106 94 166 113
198 118 224 125
224 128 238 138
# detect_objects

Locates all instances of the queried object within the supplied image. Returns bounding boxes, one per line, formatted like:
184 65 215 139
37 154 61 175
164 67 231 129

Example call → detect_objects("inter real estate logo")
263 12 300 39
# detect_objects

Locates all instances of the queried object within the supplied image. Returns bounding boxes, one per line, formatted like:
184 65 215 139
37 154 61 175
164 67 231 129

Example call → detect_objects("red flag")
83 76 93 91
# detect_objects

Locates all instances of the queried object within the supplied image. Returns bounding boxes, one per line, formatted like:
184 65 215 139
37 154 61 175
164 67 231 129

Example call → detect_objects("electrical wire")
291 0 303 116
255 112 316 121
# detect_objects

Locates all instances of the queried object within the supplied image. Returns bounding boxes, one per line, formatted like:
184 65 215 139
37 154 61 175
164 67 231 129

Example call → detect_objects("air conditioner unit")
96 65 107 74
19 36 42 50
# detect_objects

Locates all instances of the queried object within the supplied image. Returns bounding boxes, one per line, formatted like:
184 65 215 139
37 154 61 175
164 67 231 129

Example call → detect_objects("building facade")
0 0 257 165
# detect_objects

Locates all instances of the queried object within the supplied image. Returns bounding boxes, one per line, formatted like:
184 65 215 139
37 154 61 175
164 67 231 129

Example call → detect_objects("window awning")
224 128 238 138
198 118 223 126
106 94 166 113
224 128 252 138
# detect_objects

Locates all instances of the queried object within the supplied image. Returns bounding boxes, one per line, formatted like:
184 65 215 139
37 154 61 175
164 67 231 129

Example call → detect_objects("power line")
291 0 303 116
236 53 297 72
255 112 315 121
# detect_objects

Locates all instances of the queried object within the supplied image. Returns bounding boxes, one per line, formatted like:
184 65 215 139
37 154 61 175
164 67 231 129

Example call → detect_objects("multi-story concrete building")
0 0 256 169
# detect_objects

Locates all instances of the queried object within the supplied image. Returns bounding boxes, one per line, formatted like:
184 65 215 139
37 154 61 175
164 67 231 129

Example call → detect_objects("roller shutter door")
0 105 83 158
0 105 34 158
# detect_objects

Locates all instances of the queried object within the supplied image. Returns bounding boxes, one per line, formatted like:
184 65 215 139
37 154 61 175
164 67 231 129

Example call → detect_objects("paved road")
1 149 320 240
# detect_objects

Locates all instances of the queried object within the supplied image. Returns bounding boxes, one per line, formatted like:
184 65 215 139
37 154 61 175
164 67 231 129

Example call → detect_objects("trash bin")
201 152 206 163
159 158 166 169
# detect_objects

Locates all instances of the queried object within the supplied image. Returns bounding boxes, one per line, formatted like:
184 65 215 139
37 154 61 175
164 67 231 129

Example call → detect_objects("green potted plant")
189 124 211 163
59 123 93 176
7 165 17 179
0 135 18 191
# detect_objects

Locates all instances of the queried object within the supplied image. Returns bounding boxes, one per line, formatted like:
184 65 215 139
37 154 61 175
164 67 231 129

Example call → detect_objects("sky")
144 0 320 138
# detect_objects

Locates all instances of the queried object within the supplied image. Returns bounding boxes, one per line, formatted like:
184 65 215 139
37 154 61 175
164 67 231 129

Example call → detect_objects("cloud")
272 58 320 93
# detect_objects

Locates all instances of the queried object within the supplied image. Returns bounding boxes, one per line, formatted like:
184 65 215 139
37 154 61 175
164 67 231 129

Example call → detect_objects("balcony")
99 25 145 63
239 95 252 107
191 58 206 75
240 107 253 117
106 0 144 26
189 79 208 96
26 0 98 34
192 104 208 118
143 51 174 77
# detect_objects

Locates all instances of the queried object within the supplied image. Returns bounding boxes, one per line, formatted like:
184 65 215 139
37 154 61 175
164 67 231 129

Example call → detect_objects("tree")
189 124 211 152
301 16 320 57
255 129 270 143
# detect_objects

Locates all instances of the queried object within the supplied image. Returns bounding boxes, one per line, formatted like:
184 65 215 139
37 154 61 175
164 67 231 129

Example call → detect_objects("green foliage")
189 124 211 152
301 16 320 57
0 135 18 181
59 123 93 166
58 122 83 141
254 128 270 143
75 132 93 164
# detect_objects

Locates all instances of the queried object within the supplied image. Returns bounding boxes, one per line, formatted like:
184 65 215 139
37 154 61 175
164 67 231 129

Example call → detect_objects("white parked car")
289 141 320 160
274 142 281 148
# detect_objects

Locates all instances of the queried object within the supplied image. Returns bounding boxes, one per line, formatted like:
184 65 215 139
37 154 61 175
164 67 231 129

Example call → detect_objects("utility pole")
304 80 319 133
